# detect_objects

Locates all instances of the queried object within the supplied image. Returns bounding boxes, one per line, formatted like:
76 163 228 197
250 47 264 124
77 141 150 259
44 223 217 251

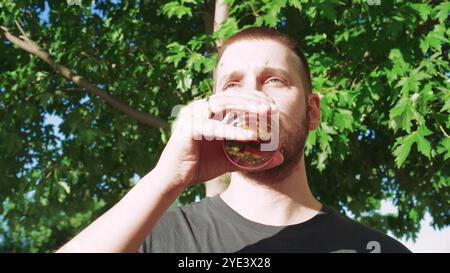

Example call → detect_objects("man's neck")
220 156 322 226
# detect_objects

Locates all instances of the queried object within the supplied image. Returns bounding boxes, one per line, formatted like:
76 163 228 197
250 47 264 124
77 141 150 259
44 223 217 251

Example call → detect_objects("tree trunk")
204 0 231 197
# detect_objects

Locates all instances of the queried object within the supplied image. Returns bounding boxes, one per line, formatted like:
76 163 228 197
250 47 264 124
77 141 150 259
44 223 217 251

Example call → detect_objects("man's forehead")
216 39 300 77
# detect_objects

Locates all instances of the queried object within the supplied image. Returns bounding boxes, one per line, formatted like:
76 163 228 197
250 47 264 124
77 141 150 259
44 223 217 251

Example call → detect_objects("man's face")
214 39 320 182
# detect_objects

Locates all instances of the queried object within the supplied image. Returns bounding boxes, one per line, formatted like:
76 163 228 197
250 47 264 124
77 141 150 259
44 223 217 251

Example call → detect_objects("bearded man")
58 27 410 253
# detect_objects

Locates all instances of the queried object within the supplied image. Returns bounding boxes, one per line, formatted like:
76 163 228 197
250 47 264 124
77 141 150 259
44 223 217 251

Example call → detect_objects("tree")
0 0 448 252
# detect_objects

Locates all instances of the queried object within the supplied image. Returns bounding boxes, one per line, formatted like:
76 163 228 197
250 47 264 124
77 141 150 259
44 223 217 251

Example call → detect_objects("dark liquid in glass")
222 112 277 170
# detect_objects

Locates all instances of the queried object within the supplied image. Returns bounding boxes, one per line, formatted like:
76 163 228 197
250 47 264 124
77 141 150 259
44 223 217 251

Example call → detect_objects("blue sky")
379 199 450 252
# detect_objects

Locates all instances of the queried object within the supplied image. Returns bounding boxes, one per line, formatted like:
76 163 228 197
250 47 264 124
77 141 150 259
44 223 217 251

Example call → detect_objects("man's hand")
155 89 284 190
56 89 284 253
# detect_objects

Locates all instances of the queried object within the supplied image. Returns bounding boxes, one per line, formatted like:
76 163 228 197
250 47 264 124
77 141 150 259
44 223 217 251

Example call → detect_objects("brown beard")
241 111 310 184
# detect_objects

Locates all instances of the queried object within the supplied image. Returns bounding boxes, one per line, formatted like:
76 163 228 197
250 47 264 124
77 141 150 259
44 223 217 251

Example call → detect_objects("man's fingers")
184 98 276 123
192 118 258 141
208 97 277 115
208 90 278 113
211 101 273 116
219 89 273 102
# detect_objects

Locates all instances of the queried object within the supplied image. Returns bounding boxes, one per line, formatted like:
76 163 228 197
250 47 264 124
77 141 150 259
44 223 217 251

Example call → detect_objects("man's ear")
307 93 320 130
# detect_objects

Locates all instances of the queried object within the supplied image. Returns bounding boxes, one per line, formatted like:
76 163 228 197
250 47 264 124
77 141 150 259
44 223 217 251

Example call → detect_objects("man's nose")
242 77 262 92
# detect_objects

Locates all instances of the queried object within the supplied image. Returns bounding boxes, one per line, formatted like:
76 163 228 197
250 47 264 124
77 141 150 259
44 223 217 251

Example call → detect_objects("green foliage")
0 0 448 251
163 0 196 19
393 126 433 168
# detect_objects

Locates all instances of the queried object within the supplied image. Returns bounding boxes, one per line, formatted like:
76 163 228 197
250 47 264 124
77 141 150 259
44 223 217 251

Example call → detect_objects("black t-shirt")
139 195 411 253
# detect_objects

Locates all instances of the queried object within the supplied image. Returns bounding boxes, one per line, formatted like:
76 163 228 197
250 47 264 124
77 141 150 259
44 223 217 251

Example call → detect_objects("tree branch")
213 0 229 48
1 23 168 129
204 0 231 197
64 87 87 93
14 20 27 37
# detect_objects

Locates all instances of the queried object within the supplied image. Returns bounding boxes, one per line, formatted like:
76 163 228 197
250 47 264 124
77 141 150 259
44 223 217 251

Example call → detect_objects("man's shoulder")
140 197 215 253
158 197 214 226
152 199 411 253
322 205 411 253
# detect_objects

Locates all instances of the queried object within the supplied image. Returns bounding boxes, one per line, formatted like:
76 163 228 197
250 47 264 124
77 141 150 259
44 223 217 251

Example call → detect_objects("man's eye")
224 83 239 90
265 78 285 85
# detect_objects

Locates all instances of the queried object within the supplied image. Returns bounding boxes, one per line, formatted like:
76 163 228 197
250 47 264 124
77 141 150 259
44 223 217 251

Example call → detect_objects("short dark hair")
215 27 312 93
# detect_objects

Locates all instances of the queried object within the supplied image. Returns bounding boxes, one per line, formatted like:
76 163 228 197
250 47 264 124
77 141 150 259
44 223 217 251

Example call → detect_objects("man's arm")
56 93 278 253
56 167 184 253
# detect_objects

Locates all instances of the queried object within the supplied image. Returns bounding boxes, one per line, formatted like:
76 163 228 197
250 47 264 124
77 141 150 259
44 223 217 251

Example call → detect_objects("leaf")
159 128 168 144
389 96 416 133
288 0 304 10
441 95 450 113
415 127 433 159
435 2 450 24
410 3 431 21
393 134 416 168
321 122 337 135
317 151 328 171
306 6 317 19
30 170 40 179
58 181 71 194
388 49 409 80
36 71 48 81
165 42 186 67
425 32 443 51
186 52 203 72
393 127 433 167
214 17 239 40
420 38 429 54
437 138 450 160
319 131 332 153
305 129 317 153
187 35 205 51
174 69 193 93
333 109 353 131
260 0 287 27
318 0 340 21
162 2 192 19
408 209 418 221
306 33 327 44
393 15 405 22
